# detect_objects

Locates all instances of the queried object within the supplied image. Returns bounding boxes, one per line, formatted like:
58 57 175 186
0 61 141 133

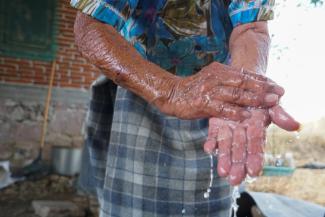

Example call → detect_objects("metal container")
51 146 82 176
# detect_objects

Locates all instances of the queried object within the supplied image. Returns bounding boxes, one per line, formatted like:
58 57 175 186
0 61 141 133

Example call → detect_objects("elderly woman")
71 0 299 216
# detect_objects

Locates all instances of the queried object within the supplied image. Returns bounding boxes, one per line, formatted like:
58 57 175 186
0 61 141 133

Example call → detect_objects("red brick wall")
0 0 100 89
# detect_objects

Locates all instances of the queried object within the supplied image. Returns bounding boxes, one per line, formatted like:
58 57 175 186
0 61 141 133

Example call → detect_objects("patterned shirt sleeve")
70 0 138 31
228 0 275 27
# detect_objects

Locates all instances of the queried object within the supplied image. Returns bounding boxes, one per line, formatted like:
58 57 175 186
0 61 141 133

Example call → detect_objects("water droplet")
294 131 300 139
245 175 257 184
204 154 214 199
231 186 240 217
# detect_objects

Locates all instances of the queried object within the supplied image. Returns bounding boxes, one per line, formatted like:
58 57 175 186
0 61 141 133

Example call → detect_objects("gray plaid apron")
83 75 232 217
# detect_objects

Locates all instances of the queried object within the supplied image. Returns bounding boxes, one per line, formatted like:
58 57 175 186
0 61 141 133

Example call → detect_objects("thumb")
269 105 301 131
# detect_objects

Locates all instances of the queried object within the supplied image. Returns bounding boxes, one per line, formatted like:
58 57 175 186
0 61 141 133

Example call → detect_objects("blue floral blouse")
71 0 274 76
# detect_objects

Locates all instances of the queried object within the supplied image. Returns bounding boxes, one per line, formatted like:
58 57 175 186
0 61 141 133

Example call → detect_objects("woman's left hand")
203 105 300 186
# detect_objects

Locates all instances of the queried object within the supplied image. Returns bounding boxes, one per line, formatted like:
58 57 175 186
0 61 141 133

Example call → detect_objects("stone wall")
0 83 89 166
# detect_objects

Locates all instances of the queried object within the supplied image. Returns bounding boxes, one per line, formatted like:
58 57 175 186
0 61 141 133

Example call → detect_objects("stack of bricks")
0 0 101 89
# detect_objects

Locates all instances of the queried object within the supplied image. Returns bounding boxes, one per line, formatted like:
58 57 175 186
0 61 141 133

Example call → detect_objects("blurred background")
0 0 324 217
247 0 325 208
0 0 101 216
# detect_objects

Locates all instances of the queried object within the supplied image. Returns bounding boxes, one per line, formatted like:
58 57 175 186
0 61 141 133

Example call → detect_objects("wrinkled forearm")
74 14 284 120
229 21 271 74
74 12 177 105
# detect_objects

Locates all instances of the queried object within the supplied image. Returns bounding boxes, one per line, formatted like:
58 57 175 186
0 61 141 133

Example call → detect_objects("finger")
229 125 247 186
207 101 251 121
241 69 285 96
218 155 232 178
203 118 219 153
246 118 266 177
246 154 264 177
246 123 266 155
210 86 279 108
233 72 284 97
242 68 269 82
217 125 232 177
229 164 246 186
227 65 285 96
269 105 301 131
231 126 247 163
207 63 284 95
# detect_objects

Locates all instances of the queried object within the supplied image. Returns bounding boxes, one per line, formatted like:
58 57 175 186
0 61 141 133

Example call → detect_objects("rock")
4 99 17 107
0 104 7 120
46 134 72 147
49 174 60 182
10 145 37 169
11 106 26 122
14 122 41 143
0 143 14 161
0 123 15 146
72 196 88 208
32 200 83 217
49 108 86 136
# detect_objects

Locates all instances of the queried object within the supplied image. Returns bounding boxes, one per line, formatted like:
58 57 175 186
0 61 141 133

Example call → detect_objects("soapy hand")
203 105 300 186
202 21 301 186
158 62 284 121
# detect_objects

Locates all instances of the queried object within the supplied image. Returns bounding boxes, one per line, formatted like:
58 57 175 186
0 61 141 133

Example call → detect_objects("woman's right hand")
155 61 285 121
74 14 283 122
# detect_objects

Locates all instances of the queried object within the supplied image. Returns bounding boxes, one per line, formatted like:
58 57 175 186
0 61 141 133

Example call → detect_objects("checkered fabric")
85 77 232 217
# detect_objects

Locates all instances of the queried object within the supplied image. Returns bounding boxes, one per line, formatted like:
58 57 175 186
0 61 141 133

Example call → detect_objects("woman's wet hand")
203 105 300 186
203 109 269 185
158 62 284 121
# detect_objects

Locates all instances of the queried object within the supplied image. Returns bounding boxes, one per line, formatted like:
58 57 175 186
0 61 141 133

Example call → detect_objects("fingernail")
265 93 278 105
273 86 285 96
204 145 213 154
242 111 251 118
296 123 303 132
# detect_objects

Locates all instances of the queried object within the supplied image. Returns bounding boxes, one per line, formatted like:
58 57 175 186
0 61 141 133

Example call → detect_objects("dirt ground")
0 175 98 217
247 169 325 206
